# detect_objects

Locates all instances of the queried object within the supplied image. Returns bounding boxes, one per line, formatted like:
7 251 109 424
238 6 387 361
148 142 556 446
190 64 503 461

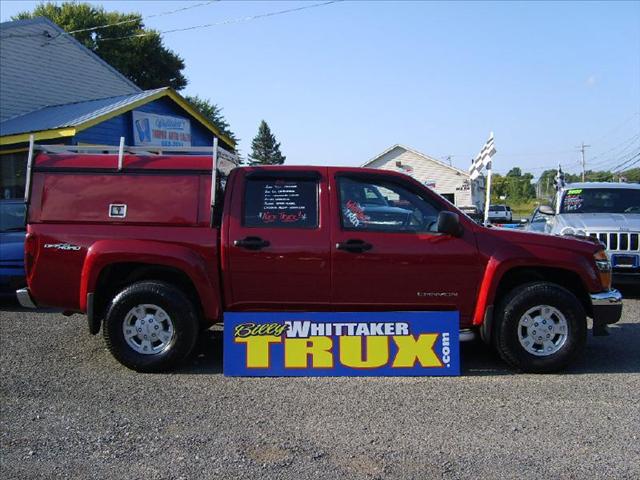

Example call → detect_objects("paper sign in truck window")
224 311 460 376
243 178 318 228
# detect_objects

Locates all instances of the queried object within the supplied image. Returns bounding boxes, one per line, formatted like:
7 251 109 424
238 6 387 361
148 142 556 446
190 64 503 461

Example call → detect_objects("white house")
362 144 485 210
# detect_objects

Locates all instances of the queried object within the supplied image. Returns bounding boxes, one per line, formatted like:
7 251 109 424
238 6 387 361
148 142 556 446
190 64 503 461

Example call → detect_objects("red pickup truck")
17 150 622 373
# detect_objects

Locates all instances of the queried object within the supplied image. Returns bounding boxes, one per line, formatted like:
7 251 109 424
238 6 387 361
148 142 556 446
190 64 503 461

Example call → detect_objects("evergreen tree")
249 121 286 165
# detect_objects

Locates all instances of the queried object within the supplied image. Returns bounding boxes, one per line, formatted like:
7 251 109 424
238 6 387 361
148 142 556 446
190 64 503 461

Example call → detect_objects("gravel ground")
1 288 639 480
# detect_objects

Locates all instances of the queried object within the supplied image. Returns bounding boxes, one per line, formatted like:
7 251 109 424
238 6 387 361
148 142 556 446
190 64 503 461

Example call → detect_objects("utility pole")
577 142 590 182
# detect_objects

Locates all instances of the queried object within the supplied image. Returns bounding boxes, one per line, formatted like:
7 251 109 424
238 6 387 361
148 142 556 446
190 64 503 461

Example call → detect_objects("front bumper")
590 289 623 326
16 288 37 309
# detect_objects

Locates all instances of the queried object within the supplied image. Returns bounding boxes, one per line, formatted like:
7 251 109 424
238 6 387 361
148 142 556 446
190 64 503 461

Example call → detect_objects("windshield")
489 206 505 212
0 202 26 232
560 188 640 214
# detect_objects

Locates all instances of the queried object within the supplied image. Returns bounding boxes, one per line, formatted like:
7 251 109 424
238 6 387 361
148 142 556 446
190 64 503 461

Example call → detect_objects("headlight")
560 227 586 237
594 249 612 290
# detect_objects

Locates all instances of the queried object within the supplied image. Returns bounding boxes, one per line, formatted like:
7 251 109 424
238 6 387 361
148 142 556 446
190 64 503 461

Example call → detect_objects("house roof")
363 144 472 177
0 17 140 123
0 87 236 149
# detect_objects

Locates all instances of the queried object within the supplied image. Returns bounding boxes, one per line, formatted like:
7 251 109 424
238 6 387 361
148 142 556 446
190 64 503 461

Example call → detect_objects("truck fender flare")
79 240 220 320
472 254 596 329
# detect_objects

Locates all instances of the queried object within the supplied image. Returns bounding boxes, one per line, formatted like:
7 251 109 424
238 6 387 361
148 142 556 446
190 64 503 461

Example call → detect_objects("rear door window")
243 177 318 228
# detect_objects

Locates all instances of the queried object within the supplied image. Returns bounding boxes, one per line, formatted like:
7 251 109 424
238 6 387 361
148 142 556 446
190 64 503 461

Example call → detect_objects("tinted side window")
338 177 441 233
244 178 318 228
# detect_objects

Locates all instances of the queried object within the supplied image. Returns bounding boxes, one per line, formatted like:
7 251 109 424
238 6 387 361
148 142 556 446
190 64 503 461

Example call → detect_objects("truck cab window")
338 177 440 233
243 177 318 228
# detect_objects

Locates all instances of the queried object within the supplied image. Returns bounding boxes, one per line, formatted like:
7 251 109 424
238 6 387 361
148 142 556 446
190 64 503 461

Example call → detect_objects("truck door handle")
234 236 270 250
336 239 373 253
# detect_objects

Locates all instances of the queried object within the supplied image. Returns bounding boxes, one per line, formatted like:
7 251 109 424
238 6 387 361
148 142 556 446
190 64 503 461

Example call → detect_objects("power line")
584 147 640 174
587 139 640 173
62 1 219 36
588 132 640 167
98 1 343 42
618 158 640 172
0 1 218 39
610 151 640 173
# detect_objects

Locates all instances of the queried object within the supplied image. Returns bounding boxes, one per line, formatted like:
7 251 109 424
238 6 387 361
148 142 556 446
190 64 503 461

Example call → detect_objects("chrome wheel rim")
517 305 568 357
122 304 175 355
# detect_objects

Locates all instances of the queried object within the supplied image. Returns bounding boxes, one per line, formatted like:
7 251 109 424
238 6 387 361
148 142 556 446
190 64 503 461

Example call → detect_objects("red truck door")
329 171 481 326
223 168 331 310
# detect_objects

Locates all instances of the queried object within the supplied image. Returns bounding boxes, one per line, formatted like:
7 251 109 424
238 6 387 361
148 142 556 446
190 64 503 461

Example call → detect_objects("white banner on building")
132 111 192 147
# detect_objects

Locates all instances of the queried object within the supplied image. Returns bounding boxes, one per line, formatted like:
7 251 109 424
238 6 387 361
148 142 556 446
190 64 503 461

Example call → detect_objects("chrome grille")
588 231 640 251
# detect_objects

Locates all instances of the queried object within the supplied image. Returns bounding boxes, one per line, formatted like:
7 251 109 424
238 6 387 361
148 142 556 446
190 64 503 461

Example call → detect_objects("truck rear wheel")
494 282 587 373
103 281 199 372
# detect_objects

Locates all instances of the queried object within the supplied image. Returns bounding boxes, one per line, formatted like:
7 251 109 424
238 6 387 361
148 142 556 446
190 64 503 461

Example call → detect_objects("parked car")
18 151 622 373
487 205 513 223
541 182 640 284
0 199 26 298
524 207 549 233
458 205 484 224
505 205 513 220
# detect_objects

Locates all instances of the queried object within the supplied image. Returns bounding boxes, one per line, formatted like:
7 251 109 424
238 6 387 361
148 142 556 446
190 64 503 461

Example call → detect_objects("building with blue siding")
0 17 235 199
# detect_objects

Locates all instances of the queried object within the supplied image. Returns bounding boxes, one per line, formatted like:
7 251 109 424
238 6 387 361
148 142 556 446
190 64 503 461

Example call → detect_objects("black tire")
494 281 587 373
103 281 199 372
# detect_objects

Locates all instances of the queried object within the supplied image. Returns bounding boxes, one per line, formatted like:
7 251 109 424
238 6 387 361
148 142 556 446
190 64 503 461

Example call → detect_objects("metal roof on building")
0 17 140 123
0 87 236 149
0 89 164 135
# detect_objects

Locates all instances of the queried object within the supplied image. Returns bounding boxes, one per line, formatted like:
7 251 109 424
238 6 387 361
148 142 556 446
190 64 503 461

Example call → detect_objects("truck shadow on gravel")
176 323 640 377
459 324 640 376
2 297 638 377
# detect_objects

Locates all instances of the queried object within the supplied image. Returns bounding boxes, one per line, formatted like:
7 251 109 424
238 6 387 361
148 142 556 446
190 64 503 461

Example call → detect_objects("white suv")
542 182 640 284
487 205 512 223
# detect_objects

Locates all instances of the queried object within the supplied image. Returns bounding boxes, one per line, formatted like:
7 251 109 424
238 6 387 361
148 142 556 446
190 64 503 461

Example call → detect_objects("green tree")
490 169 535 203
490 173 506 200
14 2 187 90
620 167 640 183
537 169 558 198
564 170 614 183
250 121 286 165
185 95 237 144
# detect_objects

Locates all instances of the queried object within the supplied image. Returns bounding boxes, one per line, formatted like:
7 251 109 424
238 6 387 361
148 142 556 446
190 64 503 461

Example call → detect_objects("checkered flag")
469 133 496 180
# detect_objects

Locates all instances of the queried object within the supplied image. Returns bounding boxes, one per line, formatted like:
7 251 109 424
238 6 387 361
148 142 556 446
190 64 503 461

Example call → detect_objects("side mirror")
437 211 463 237
539 205 555 216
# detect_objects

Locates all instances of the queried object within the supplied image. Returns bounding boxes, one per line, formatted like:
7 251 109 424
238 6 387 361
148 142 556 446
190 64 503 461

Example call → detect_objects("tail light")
593 249 612 290
24 233 36 279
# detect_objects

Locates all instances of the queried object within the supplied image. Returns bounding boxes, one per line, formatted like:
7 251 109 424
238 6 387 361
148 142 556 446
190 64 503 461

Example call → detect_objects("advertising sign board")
224 311 459 376
132 110 192 147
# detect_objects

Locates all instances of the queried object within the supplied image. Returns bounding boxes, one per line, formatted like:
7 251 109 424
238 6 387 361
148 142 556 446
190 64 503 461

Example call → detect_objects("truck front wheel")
103 281 199 372
494 282 587 373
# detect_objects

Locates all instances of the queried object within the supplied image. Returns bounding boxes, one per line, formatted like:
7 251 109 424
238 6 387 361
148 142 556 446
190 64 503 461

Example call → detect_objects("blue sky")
1 1 639 176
